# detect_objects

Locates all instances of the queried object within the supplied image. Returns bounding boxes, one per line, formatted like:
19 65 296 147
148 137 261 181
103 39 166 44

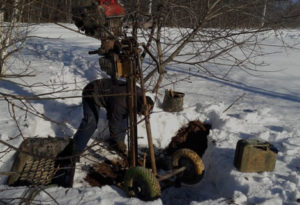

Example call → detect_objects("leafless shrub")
119 0 298 93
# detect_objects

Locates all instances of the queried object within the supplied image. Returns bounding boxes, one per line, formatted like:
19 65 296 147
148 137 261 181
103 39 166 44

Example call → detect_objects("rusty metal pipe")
157 166 186 182
136 50 157 175
127 57 138 167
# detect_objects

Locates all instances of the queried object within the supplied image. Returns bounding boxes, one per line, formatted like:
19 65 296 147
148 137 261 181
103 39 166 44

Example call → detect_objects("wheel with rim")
124 166 161 201
172 148 205 184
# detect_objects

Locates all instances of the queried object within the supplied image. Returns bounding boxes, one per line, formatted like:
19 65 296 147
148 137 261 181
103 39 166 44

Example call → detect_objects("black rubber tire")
172 148 205 184
124 166 161 201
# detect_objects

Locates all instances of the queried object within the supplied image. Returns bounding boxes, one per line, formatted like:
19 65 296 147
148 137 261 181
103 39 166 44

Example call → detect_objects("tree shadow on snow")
163 65 300 103
0 80 79 138
24 38 104 82
2 37 111 139
287 157 300 172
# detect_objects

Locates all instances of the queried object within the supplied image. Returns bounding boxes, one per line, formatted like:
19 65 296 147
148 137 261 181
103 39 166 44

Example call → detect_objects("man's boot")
115 139 128 155
108 139 127 155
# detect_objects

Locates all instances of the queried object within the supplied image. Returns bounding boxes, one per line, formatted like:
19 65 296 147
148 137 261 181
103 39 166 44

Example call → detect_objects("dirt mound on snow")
165 120 211 157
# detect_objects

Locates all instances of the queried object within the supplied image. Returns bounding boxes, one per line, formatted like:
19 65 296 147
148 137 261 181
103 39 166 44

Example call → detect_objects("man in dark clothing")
73 78 154 155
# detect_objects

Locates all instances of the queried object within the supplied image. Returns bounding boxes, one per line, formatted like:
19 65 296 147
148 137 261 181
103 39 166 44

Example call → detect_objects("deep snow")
0 24 299 205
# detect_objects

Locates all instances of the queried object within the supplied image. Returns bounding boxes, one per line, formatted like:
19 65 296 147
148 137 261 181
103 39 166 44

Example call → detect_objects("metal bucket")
162 90 185 112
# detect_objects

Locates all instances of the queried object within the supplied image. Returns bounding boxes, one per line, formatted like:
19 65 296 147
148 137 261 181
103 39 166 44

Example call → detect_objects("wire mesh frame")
7 137 72 186
18 158 56 185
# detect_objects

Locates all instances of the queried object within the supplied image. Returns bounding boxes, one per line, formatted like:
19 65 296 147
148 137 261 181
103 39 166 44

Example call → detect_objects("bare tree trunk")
261 0 268 27
65 0 72 23
153 71 165 93
0 7 6 75
149 0 152 15
0 0 23 76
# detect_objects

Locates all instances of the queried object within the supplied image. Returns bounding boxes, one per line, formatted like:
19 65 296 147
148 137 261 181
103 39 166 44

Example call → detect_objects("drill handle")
88 50 99 55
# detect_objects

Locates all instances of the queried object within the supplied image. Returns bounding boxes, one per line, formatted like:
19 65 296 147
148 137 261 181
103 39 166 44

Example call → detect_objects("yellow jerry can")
234 139 278 172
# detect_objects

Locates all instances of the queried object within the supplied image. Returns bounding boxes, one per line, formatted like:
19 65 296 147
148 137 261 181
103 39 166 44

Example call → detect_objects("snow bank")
0 24 299 204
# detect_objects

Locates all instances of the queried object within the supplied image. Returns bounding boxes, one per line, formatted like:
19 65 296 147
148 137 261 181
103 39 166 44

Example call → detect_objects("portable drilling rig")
72 0 205 201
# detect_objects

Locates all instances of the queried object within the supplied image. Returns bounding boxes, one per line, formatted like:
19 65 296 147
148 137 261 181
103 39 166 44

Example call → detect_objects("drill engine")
73 0 135 80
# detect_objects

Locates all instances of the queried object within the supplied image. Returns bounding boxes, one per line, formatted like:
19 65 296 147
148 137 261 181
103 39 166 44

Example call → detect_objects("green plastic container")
234 139 278 173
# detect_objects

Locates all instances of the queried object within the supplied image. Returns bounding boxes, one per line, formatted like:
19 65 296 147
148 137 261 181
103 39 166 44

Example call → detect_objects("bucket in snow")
162 89 185 112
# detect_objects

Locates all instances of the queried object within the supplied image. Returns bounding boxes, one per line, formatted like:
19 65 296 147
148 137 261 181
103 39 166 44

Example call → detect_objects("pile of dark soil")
85 157 128 187
165 120 211 157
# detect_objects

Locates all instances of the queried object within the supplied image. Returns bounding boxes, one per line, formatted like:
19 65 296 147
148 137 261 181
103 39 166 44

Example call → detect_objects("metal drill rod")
127 52 138 168
136 49 157 175
157 166 186 182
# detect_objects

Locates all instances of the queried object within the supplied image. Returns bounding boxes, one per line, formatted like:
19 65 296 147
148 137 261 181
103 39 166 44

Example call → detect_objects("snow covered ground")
0 24 299 205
